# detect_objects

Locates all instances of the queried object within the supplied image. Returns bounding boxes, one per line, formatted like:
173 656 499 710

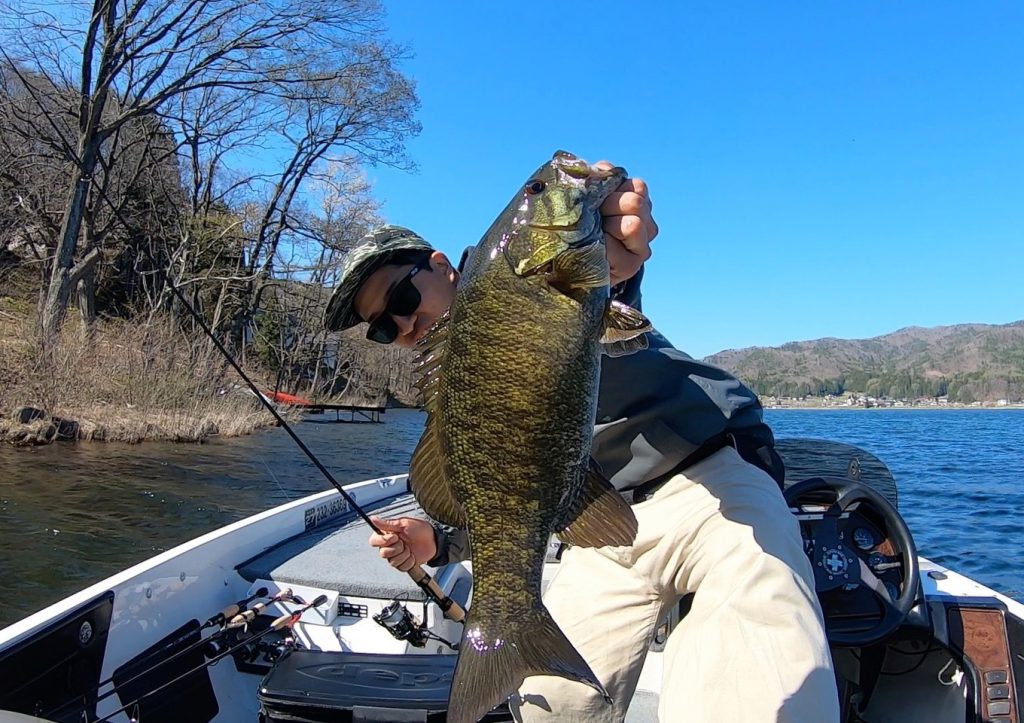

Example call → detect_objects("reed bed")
0 310 284 445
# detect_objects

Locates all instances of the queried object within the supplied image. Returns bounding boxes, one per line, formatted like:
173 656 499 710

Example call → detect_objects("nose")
392 313 416 338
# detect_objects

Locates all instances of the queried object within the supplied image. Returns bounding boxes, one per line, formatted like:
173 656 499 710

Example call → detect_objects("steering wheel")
784 476 920 647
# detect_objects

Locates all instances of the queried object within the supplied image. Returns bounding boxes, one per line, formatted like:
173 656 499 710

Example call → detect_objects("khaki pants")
511 447 840 723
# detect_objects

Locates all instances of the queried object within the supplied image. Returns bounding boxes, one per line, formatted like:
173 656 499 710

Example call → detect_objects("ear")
429 250 451 272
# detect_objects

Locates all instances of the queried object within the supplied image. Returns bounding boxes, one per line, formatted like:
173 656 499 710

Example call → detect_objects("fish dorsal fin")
555 459 638 548
409 311 467 529
600 300 652 357
413 310 451 414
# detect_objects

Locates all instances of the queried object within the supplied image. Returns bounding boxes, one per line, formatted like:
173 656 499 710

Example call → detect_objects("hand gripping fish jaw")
503 152 628 279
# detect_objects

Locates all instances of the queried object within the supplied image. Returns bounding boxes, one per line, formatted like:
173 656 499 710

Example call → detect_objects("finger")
601 199 657 244
600 192 647 220
379 541 406 560
371 515 406 533
389 547 414 571
606 237 646 286
604 216 652 258
368 531 397 548
601 182 656 237
608 177 651 203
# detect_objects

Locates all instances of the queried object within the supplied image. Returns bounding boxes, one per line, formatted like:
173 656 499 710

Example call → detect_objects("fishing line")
257 449 294 502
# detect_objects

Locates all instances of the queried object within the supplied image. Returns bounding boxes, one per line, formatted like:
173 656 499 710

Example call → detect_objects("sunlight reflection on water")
1 407 1021 627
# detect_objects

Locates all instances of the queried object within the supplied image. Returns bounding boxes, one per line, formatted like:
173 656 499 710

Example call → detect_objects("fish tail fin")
447 607 609 723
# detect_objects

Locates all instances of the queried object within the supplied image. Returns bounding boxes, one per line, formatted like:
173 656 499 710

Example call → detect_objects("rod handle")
407 565 465 622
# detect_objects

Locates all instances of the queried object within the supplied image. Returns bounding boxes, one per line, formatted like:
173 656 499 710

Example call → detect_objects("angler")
333 157 837 722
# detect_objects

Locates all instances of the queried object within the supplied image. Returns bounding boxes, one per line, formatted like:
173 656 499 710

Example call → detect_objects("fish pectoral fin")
551 240 609 289
600 300 652 357
556 461 638 548
409 417 467 528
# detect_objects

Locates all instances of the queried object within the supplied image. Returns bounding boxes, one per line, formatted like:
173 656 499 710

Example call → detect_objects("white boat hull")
1 474 1021 723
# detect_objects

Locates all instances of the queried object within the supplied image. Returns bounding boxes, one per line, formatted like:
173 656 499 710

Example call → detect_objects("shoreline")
766 404 1024 411
0 401 287 446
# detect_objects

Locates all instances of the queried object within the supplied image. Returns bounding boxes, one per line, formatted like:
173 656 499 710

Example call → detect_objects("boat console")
778 439 1023 723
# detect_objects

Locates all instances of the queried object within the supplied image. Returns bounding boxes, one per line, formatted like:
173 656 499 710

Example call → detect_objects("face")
354 251 458 348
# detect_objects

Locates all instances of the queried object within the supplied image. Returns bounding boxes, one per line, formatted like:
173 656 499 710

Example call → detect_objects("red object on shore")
266 390 312 406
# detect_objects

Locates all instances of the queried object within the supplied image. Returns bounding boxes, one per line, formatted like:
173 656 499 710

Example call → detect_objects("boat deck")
237 493 436 601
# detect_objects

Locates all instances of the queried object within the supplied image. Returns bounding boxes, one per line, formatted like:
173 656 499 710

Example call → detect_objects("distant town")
765 393 1024 409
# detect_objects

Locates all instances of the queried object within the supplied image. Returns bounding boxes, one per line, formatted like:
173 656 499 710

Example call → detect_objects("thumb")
371 515 407 534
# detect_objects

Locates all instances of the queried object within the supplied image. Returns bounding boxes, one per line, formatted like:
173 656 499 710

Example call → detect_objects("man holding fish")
324 156 840 723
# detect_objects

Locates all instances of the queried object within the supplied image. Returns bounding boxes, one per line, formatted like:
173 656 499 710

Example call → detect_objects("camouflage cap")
323 225 434 331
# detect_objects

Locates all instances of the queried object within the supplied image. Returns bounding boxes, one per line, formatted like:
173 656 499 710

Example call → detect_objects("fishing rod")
41 588 288 719
93 595 329 723
203 586 273 629
144 247 464 623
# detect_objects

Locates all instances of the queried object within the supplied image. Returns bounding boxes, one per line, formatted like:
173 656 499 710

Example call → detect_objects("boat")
264 391 313 407
0 438 1021 722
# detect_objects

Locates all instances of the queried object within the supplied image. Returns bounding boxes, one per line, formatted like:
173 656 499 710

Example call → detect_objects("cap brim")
323 254 400 331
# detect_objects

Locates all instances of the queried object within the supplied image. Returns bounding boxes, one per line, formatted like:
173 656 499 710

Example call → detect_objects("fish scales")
409 151 649 723
449 270 599 615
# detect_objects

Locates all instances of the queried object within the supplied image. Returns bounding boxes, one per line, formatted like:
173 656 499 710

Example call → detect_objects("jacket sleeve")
426 524 470 567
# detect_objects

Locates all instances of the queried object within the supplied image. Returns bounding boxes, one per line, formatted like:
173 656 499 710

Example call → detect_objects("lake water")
0 408 1021 628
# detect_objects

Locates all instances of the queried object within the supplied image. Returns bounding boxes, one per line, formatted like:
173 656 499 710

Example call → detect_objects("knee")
684 524 816 613
513 677 619 722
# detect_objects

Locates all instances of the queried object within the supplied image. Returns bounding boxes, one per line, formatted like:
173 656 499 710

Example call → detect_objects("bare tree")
0 0 418 347
252 161 384 398
0 64 71 277
1 62 183 321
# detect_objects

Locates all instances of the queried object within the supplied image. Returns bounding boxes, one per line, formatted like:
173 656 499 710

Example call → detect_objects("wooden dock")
299 403 386 423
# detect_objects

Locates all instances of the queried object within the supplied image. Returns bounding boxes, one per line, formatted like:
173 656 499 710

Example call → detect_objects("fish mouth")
551 150 626 182
525 164 626 236
511 154 628 278
528 221 583 233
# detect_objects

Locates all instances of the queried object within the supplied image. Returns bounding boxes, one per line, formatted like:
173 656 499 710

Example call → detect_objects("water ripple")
1 408 1022 626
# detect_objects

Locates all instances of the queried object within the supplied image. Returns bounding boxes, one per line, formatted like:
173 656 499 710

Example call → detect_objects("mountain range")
702 321 1024 403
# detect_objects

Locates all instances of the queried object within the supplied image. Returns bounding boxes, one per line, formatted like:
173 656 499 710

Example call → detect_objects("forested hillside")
704 322 1024 403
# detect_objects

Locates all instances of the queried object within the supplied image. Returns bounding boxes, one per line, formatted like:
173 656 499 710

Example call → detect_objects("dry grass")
0 417 56 446
0 308 283 445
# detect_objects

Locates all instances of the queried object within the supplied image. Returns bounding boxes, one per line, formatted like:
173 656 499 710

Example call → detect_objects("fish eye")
525 180 545 195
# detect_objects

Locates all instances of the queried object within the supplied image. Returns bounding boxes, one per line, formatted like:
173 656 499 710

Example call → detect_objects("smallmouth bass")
411 151 650 723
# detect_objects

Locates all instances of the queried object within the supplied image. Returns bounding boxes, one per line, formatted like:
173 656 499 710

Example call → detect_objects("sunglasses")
365 257 430 344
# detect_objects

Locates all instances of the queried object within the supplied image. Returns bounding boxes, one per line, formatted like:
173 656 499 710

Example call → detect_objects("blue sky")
367 2 1023 359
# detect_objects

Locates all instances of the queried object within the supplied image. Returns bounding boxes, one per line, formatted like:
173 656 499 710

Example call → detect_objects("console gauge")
852 527 875 550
